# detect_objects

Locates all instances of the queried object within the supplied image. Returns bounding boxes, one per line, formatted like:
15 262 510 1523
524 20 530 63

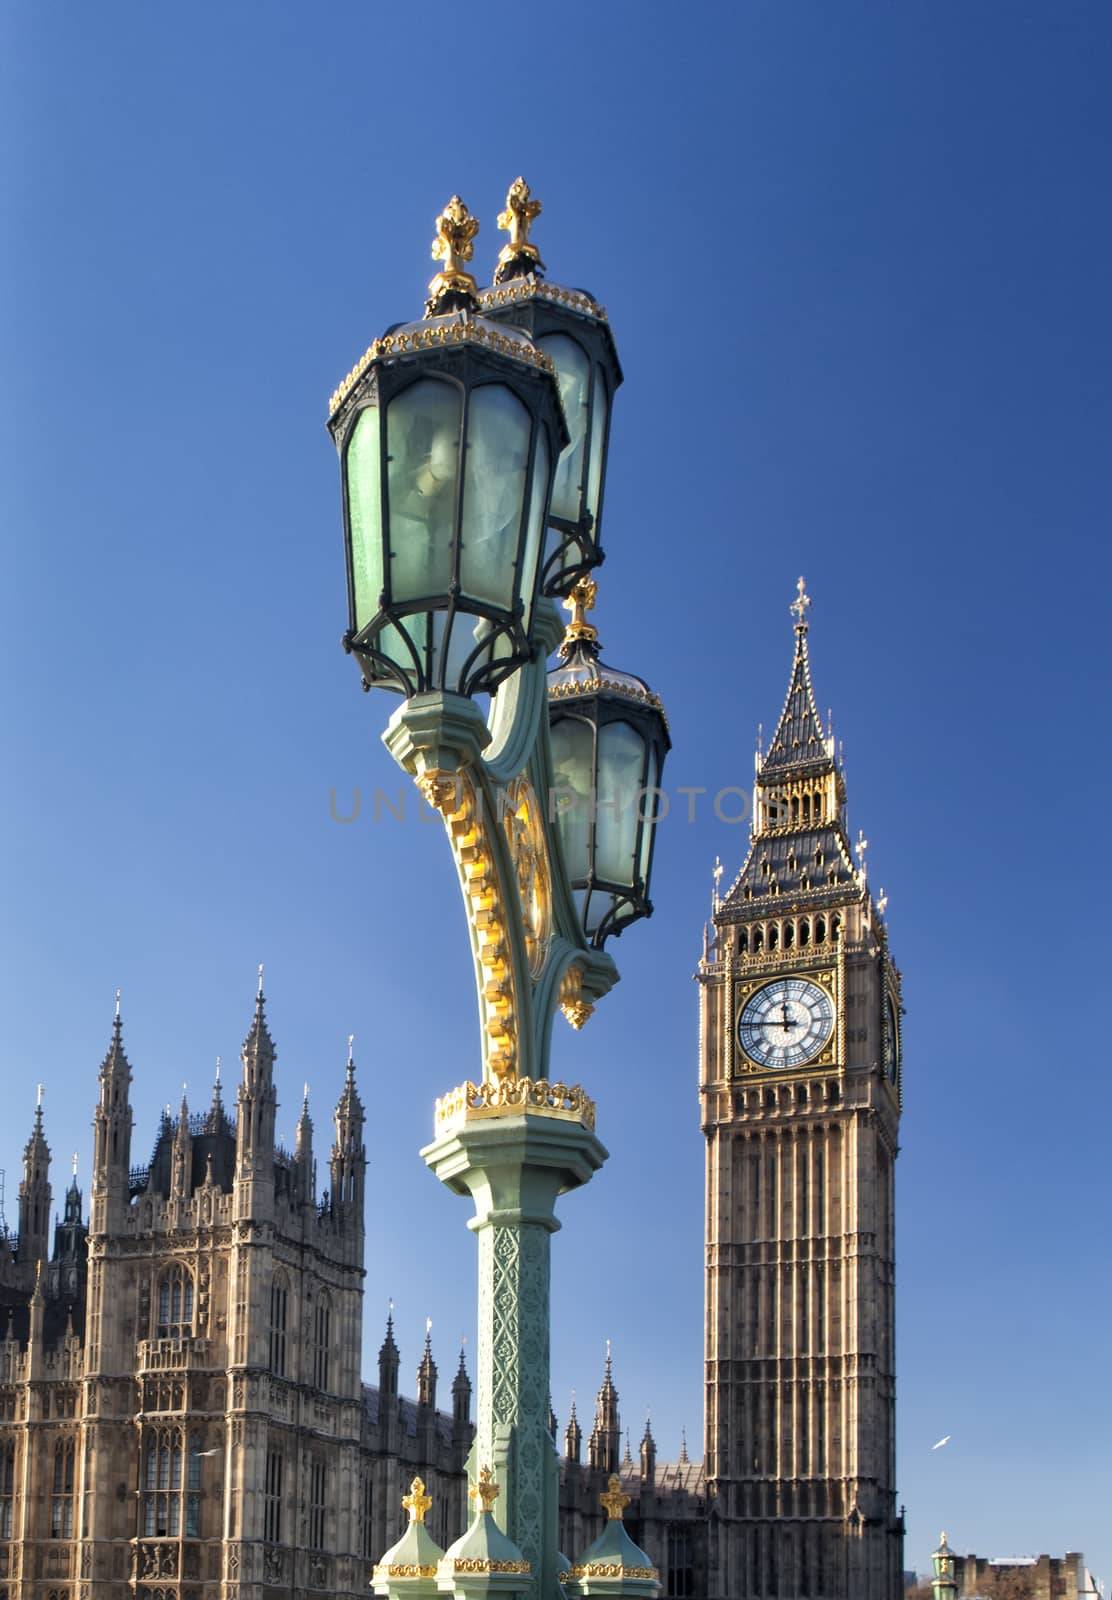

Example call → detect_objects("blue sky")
2 0 1109 1582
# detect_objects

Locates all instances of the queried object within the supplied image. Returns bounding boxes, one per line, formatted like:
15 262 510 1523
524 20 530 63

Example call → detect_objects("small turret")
17 1086 51 1275
330 1036 366 1227
378 1303 400 1405
417 1319 438 1411
452 1343 472 1436
565 1397 582 1466
171 1088 192 1199
640 1413 656 1486
49 1153 88 1303
587 1343 621 1475
294 1085 315 1207
91 991 134 1233
235 968 277 1217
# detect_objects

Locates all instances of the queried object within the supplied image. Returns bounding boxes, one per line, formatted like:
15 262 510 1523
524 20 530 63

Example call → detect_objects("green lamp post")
931 1532 958 1600
328 184 667 1600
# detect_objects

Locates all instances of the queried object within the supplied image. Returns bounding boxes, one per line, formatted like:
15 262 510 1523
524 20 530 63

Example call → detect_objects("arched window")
314 1293 332 1392
156 1266 194 1340
783 923 794 950
51 1441 74 1539
791 796 799 824
752 928 763 953
739 929 749 954
270 1272 288 1378
801 794 810 824
799 920 810 947
831 914 842 941
768 925 779 951
814 916 826 944
814 791 824 822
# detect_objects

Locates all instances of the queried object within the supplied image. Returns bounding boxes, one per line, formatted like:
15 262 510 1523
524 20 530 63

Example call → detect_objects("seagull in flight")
931 1435 951 1450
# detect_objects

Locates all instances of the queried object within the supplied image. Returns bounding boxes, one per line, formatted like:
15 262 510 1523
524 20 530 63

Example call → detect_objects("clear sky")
1 0 1109 1584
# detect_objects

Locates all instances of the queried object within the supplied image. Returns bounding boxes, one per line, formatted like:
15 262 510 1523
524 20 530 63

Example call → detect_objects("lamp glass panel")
637 744 660 884
586 367 608 525
460 384 529 610
595 720 645 885
520 430 549 629
549 716 594 882
386 379 461 601
540 334 590 521
346 407 384 632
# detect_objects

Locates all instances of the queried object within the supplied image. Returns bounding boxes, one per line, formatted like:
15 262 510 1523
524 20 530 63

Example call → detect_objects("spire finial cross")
600 1474 631 1521
791 575 812 631
36 1083 43 1109
72 1151 79 1179
347 1033 355 1068
257 963 264 998
115 987 121 1019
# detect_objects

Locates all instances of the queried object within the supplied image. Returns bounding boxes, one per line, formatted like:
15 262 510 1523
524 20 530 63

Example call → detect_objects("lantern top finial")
599 1474 631 1521
561 577 599 649
495 177 545 284
425 195 480 317
468 1464 500 1514
402 1477 432 1525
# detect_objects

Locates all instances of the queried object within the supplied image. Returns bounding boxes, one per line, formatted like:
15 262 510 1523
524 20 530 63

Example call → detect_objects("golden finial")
495 177 545 282
599 1473 630 1522
72 1151 78 1179
469 1465 500 1514
402 1476 432 1525
790 575 812 631
561 576 599 646
425 195 480 317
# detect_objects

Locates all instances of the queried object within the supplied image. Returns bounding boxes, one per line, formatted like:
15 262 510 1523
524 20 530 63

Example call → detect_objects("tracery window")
156 1265 194 1340
264 1449 283 1544
141 1427 198 1538
270 1272 288 1378
50 1441 74 1539
308 1459 327 1550
1 1440 15 1537
313 1293 331 1392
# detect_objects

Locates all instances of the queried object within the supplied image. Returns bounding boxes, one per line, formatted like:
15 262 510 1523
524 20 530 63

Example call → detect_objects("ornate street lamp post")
328 184 667 1600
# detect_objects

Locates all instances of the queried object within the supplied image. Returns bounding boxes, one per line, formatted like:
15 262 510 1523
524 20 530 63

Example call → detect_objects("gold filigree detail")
435 1078 596 1133
548 674 670 733
444 1559 531 1575
562 577 599 646
564 1563 660 1581
327 322 555 419
468 1464 500 1513
559 965 594 1031
429 771 519 1082
373 1562 438 1581
402 1476 432 1525
600 1473 630 1521
478 279 608 324
502 776 553 980
496 177 545 274
425 195 480 316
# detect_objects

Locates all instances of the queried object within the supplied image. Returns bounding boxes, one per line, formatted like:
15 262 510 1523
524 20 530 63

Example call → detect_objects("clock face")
737 978 835 1069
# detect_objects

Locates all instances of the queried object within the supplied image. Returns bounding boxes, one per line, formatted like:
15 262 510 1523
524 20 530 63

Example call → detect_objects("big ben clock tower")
699 580 904 1600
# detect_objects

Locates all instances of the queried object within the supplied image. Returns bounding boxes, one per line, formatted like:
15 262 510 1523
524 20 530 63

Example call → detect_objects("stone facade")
697 598 904 1599
951 1550 1099 1599
0 991 471 1600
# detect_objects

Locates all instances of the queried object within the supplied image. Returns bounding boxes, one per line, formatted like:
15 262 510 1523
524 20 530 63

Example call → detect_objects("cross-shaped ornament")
855 830 868 862
497 177 545 275
469 1465 500 1513
402 1477 432 1525
600 1473 631 1521
790 575 812 629
877 888 889 917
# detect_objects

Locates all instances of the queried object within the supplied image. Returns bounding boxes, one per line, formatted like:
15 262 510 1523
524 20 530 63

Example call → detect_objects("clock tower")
698 580 904 1600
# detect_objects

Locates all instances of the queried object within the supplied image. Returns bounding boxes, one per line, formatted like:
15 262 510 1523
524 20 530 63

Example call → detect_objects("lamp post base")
422 1095 607 1600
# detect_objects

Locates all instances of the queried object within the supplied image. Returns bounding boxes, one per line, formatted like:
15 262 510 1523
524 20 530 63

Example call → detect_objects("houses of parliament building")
0 591 903 1600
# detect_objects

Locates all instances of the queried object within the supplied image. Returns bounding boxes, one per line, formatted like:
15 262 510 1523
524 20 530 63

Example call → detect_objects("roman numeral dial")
737 977 835 1069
